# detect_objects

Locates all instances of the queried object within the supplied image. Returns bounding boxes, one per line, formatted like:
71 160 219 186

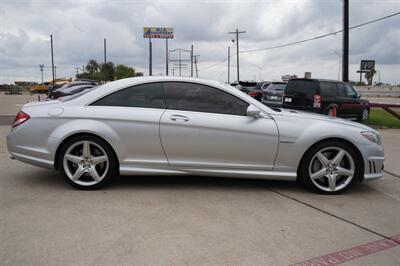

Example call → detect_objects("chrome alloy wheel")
362 109 369 121
63 140 109 186
309 147 355 192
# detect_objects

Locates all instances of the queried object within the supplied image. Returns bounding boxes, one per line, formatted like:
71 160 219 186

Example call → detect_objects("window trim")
161 81 250 116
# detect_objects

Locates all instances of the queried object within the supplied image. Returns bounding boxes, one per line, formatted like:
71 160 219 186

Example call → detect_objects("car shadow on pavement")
17 167 379 196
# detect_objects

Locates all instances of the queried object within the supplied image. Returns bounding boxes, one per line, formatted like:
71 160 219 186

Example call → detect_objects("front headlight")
361 131 381 145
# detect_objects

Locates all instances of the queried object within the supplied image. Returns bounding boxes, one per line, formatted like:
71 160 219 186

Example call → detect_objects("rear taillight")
12 111 30 128
313 94 321 108
248 91 258 97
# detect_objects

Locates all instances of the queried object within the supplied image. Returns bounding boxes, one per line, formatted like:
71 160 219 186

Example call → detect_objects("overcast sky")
0 0 399 84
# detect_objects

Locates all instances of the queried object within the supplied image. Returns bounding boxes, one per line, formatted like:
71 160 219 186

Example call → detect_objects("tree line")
76 59 143 81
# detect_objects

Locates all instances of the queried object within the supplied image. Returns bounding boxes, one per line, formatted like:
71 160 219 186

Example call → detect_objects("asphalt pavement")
1 125 399 265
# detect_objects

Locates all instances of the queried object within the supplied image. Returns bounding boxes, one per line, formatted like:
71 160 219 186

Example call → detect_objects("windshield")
59 86 98 102
62 85 94 94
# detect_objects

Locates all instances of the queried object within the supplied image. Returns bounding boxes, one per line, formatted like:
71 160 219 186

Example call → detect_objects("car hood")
272 108 378 134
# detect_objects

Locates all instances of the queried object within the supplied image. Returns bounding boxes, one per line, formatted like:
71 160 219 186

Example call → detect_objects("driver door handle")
170 114 190 122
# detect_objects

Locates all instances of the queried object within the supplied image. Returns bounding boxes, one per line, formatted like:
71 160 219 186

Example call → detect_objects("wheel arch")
54 132 120 172
297 137 364 181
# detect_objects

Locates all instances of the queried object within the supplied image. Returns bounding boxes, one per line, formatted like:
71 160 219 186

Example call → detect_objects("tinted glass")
163 82 249 116
91 83 165 109
336 83 346 97
267 83 286 91
64 85 93 93
344 84 357 97
320 82 337 97
285 80 318 98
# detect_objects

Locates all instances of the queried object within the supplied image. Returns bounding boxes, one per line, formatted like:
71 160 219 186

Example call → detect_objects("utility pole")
166 38 169 75
342 0 349 82
229 28 246 82
227 46 230 84
190 44 194 77
104 38 107 65
179 49 181 76
50 34 55 85
39 64 44 84
193 55 199 78
74 67 79 77
333 50 341 80
149 37 152 76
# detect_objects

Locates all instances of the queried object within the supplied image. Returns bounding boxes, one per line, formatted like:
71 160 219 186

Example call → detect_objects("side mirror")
246 105 262 118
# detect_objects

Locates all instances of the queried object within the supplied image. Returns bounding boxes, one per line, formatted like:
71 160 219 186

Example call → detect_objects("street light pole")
104 38 107 65
50 34 55 85
228 46 230 84
190 44 194 77
39 64 44 84
229 28 246 82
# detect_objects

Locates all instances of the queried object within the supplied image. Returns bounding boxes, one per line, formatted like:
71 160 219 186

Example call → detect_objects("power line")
241 11 400 53
198 11 400 72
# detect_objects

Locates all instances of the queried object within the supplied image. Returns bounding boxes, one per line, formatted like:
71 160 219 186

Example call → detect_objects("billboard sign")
360 60 375 71
143 27 174 39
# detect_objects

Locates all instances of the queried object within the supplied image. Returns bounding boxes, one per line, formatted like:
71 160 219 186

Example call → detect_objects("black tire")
357 109 369 122
59 135 118 190
299 140 363 194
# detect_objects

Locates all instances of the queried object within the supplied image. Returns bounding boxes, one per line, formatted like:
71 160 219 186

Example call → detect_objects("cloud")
0 0 399 84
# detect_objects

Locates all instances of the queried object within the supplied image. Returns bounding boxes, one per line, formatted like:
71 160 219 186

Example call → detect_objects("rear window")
267 83 286 91
285 80 318 98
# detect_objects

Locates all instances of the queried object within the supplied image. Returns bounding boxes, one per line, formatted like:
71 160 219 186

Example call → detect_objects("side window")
163 82 249 116
344 84 357 98
336 84 346 97
91 83 165 109
320 82 336 97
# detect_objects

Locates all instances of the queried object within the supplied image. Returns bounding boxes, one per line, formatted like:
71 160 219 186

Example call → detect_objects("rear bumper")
7 125 57 169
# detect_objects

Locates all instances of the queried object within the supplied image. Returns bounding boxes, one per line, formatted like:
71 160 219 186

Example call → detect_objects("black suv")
282 79 370 121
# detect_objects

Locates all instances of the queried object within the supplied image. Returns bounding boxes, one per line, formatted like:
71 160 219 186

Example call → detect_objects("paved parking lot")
0 94 399 265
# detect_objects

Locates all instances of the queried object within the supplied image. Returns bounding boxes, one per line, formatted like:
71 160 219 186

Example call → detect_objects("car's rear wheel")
59 136 117 189
299 141 362 194
357 109 369 122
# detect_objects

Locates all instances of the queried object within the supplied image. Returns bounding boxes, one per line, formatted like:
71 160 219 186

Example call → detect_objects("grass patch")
364 108 400 129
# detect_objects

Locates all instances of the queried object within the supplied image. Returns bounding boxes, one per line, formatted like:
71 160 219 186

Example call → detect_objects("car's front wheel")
357 109 369 122
59 136 118 189
299 141 363 194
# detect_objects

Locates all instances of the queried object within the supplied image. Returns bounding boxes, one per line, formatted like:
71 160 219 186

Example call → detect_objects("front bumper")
359 142 384 182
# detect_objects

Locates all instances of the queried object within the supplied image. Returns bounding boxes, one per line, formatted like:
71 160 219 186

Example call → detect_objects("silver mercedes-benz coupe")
7 76 384 193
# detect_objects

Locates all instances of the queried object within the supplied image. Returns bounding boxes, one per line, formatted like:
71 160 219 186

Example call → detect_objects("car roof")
270 81 287 84
64 76 275 114
290 78 347 83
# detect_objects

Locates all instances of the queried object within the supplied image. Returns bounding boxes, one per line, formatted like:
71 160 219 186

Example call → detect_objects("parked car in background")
233 81 263 101
282 78 370 121
49 85 96 99
261 82 287 107
48 80 98 99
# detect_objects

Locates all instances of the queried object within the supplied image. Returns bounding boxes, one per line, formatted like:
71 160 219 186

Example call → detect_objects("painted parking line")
292 234 400 266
